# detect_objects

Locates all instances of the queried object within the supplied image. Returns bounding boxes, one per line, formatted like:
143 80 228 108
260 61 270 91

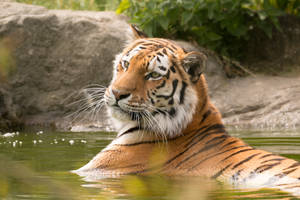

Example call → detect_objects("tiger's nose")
112 89 131 101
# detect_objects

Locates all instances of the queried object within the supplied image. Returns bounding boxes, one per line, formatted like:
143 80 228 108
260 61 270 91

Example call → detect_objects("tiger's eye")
150 72 161 78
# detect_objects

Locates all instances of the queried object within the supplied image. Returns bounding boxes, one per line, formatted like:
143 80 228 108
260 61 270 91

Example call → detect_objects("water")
0 129 300 199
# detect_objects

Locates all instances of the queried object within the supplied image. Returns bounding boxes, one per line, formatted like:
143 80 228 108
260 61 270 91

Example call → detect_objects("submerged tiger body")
75 26 300 195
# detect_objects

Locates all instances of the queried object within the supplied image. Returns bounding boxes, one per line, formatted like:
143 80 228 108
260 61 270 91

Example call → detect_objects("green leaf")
143 24 153 37
158 17 170 30
182 1 194 10
181 11 193 25
207 2 216 19
116 0 130 14
206 31 222 41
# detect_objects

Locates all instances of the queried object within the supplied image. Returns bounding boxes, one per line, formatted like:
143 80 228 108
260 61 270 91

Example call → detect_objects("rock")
212 75 300 130
244 15 300 74
0 2 132 131
0 2 299 132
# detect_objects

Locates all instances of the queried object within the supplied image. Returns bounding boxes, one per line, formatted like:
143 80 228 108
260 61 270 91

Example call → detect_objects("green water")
0 129 300 200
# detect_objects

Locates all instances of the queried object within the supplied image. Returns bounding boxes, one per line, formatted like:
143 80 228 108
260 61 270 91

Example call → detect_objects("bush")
117 0 300 60
16 0 120 11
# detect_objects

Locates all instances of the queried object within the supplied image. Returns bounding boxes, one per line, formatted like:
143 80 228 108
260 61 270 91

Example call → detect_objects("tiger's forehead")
121 39 184 71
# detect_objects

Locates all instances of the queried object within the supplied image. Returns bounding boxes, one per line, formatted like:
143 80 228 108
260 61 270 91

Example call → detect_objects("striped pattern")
75 33 300 196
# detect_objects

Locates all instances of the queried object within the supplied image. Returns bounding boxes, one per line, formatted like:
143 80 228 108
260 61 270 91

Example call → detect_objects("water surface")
0 129 300 199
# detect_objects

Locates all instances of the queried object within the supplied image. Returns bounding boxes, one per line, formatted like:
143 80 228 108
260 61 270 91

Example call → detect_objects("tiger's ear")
130 24 148 39
181 51 207 83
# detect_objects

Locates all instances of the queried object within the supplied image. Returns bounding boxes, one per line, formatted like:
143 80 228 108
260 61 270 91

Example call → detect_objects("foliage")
117 0 300 59
16 0 120 11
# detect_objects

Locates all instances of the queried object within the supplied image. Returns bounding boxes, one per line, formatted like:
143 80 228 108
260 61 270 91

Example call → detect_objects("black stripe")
185 124 226 148
188 145 249 170
165 124 227 168
179 81 187 104
156 56 161 63
170 44 178 51
158 66 167 71
219 140 240 149
221 148 254 162
275 168 297 178
147 91 155 104
166 46 174 53
205 135 228 145
168 98 174 105
211 164 232 179
117 131 184 147
162 48 167 54
284 162 300 170
157 52 163 57
145 61 150 70
259 153 275 159
165 70 170 79
254 162 281 173
152 108 167 116
142 43 157 46
117 140 160 146
184 131 221 151
118 126 141 138
200 109 212 124
170 65 176 73
232 153 261 169
198 95 208 114
150 97 155 104
261 158 285 164
173 138 227 168
184 125 210 141
156 79 178 99
156 80 166 89
168 107 176 117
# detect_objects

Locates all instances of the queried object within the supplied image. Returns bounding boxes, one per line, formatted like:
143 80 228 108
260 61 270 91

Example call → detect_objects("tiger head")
105 25 207 138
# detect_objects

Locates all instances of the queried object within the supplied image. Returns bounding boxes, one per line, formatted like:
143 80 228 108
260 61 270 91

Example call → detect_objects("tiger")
74 25 300 196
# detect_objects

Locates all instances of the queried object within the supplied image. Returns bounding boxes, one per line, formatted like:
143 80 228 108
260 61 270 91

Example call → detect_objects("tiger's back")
74 25 300 196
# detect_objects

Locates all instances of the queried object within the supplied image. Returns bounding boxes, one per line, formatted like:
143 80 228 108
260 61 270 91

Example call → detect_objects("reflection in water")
0 130 299 199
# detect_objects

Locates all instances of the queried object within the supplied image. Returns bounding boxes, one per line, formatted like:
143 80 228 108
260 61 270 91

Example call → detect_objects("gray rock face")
0 2 299 132
0 2 132 130
212 76 300 130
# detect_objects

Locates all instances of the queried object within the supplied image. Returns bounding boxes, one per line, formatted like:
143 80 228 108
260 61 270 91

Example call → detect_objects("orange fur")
75 26 300 195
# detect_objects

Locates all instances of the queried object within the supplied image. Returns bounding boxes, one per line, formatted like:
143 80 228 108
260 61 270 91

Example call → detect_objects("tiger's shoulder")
74 25 300 196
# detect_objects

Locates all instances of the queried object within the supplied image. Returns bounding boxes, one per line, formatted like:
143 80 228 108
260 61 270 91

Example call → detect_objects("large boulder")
0 2 299 132
0 2 132 131
212 75 300 130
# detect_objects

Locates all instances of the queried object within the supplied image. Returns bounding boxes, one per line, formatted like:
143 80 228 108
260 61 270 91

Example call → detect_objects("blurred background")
1 0 300 199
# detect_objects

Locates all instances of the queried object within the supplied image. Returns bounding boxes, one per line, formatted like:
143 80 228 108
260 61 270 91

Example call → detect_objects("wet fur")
74 26 300 196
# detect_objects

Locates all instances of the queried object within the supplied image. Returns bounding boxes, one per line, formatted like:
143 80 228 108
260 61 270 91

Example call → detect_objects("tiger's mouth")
110 103 144 121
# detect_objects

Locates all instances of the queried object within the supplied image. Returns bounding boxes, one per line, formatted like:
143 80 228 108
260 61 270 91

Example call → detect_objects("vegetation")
16 0 120 11
117 0 300 59
16 0 300 59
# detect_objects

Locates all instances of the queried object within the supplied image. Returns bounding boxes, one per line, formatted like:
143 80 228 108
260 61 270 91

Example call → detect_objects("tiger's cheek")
146 80 174 107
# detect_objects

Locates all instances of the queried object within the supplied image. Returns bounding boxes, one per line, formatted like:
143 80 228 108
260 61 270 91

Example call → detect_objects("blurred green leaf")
181 11 193 26
159 17 170 30
116 0 129 14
